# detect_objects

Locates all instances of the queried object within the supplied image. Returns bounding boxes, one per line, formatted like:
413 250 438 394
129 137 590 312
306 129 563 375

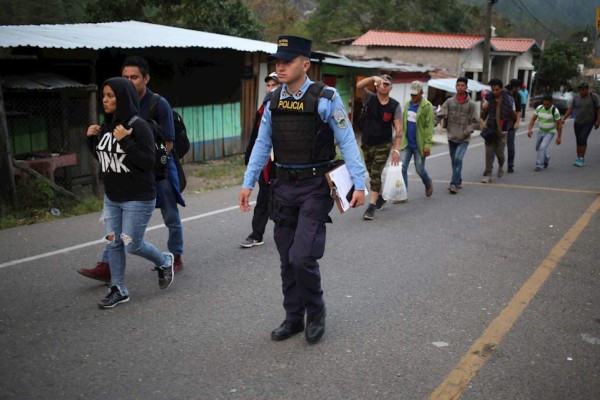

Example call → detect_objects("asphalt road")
1 118 599 400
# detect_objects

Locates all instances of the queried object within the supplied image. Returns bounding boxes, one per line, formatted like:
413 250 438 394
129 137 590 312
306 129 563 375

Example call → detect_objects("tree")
84 0 264 40
0 0 86 25
303 0 514 51
533 39 581 92
245 0 304 42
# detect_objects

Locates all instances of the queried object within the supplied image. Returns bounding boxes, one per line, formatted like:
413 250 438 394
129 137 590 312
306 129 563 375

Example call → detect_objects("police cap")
270 36 312 61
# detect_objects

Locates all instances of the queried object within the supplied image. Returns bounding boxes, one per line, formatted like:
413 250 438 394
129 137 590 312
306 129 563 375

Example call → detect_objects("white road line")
428 129 529 159
0 127 535 270
0 204 243 269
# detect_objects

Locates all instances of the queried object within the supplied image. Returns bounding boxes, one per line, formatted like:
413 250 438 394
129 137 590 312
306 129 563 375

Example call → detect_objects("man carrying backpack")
527 94 562 171
78 56 186 283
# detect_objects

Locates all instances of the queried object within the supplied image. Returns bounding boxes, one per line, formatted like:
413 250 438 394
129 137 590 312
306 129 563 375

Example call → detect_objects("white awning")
428 78 490 93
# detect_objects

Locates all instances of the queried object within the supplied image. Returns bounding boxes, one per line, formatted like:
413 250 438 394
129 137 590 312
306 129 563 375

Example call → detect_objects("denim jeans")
102 195 168 296
401 147 431 189
157 175 184 256
448 141 469 185
535 132 555 168
101 175 183 263
506 128 516 167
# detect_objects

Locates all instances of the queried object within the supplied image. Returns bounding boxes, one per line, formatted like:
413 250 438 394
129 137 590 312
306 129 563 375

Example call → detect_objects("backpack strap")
149 93 161 121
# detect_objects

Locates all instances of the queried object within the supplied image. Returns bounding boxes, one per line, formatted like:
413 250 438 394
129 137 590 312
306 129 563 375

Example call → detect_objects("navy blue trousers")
272 176 333 323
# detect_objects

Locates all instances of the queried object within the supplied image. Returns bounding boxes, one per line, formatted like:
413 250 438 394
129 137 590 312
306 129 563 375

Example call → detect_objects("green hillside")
462 0 600 39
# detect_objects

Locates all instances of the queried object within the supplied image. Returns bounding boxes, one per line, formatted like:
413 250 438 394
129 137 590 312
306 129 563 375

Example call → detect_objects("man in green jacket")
400 81 434 198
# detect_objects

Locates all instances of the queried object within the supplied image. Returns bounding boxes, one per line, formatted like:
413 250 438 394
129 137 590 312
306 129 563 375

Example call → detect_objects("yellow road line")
428 195 600 400
428 179 599 194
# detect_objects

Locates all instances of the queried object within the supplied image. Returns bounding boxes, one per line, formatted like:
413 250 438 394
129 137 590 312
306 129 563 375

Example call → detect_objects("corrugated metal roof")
2 73 95 90
322 56 429 73
428 78 490 93
0 21 278 53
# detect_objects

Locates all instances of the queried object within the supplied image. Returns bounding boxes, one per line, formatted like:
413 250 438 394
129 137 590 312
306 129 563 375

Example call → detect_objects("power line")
511 0 559 38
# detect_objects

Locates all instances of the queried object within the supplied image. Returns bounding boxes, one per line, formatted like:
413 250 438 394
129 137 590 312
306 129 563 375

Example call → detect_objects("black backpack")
150 93 190 158
129 116 168 181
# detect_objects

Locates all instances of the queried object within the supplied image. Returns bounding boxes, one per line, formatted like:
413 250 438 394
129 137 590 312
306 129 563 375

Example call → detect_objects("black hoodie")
88 77 156 202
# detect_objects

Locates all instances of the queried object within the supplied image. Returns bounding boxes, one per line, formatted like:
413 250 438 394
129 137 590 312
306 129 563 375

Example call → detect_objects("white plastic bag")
381 163 407 201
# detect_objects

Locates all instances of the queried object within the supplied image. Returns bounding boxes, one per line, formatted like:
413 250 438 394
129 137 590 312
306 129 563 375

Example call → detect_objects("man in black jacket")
241 72 280 248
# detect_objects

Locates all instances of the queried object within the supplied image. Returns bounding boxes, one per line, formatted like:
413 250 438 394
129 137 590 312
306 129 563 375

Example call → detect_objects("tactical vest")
270 82 336 165
362 95 399 146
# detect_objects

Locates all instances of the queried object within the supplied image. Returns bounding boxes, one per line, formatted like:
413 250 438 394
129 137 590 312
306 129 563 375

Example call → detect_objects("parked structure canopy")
0 21 277 53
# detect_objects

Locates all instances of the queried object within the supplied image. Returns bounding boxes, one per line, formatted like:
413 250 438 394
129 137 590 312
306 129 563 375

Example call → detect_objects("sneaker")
456 183 463 190
154 252 174 290
363 207 375 220
98 286 129 309
580 158 586 167
78 261 111 283
544 158 550 169
425 183 433 197
173 256 183 273
481 175 491 183
507 166 514 173
534 166 542 171
449 184 458 194
240 236 264 248
497 166 504 178
375 195 387 210
574 157 584 167
393 199 408 204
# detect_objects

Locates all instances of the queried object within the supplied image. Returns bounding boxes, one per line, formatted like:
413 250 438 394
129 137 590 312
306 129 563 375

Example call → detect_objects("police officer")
238 36 366 344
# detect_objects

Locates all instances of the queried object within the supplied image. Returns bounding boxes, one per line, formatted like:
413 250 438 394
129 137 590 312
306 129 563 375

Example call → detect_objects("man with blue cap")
238 35 366 344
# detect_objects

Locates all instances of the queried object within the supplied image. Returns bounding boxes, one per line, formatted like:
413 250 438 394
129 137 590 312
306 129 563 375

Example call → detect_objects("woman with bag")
86 77 175 309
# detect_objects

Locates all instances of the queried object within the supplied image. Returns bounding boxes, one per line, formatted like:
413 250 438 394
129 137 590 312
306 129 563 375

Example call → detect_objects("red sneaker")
174 256 183 273
77 262 111 283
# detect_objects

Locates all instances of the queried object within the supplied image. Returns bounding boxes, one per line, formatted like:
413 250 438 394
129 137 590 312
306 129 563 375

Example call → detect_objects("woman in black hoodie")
87 77 174 309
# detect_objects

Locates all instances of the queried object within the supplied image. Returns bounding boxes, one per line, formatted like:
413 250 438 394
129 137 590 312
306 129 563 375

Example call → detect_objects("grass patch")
0 178 103 229
183 154 247 193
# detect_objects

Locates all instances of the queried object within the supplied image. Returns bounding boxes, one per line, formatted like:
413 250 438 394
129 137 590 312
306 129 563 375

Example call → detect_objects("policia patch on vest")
332 109 348 129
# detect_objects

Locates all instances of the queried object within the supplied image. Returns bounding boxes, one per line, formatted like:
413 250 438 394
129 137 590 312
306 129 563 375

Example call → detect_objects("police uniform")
242 36 366 344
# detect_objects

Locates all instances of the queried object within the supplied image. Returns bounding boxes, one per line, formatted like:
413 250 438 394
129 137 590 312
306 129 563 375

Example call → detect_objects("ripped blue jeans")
102 195 167 296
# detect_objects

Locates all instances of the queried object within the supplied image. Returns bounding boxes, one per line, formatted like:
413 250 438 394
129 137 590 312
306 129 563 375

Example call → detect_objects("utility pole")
482 0 495 83
0 77 17 208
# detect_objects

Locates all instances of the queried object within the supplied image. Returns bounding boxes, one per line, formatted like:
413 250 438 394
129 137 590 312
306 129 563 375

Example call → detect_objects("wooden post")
0 77 18 208
88 88 100 197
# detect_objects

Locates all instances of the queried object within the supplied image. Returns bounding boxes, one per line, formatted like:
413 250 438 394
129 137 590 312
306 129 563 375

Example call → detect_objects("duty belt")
276 165 331 181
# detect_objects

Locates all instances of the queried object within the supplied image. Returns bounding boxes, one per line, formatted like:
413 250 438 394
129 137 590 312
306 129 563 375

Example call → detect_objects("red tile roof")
491 38 537 53
352 31 484 49
351 31 537 53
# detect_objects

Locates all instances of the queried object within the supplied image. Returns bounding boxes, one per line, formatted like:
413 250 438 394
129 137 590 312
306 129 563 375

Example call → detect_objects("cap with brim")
578 82 589 88
269 35 312 61
264 72 279 83
410 81 423 95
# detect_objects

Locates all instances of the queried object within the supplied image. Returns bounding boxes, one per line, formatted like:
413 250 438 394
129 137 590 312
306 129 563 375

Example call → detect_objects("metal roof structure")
0 21 278 53
321 56 429 73
2 73 96 90
428 78 491 93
